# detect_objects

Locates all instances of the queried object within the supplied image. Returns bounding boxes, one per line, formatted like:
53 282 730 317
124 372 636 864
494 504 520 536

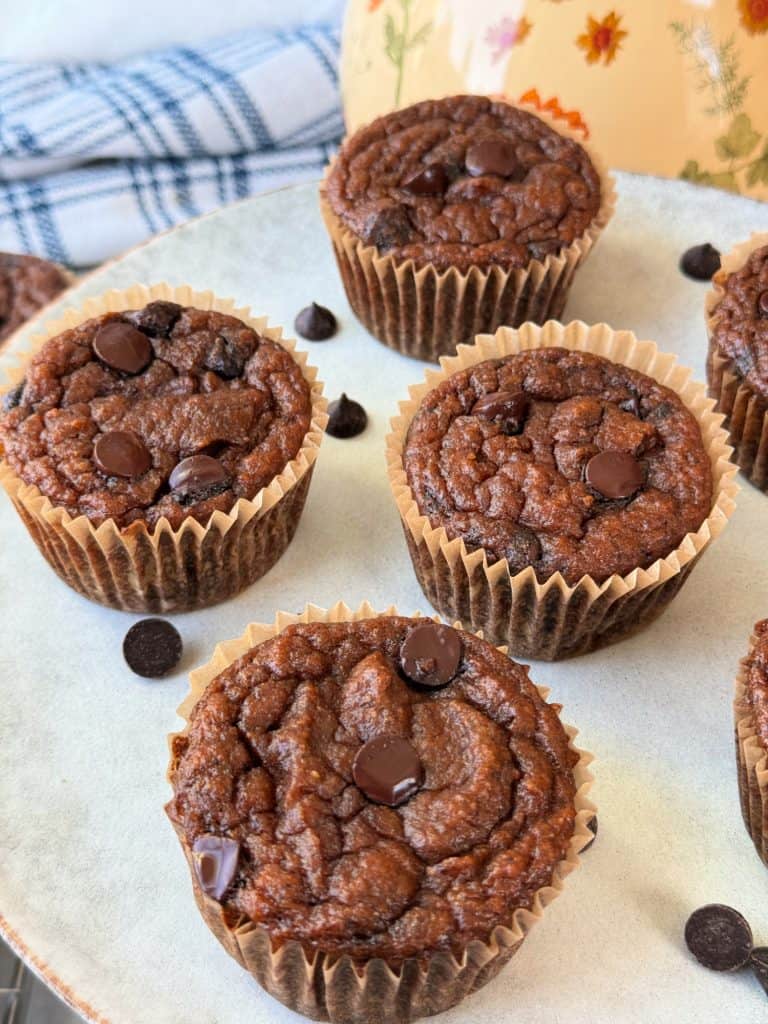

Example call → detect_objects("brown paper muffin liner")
166 601 595 1024
734 633 768 868
386 320 739 660
706 232 768 493
319 103 616 362
0 283 328 613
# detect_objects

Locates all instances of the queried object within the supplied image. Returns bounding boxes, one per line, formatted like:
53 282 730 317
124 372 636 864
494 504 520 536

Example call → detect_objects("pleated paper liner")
386 321 739 660
706 232 768 493
0 283 328 613
319 101 617 362
166 601 595 1024
734 631 768 868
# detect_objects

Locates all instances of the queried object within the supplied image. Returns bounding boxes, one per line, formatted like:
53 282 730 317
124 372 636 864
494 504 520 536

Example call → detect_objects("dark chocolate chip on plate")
465 139 520 179
127 300 182 338
352 735 424 807
2 380 25 412
169 454 229 498
402 164 450 196
472 390 530 435
585 451 645 500
679 243 721 281
750 947 768 995
685 904 754 972
94 431 152 478
326 393 367 438
192 835 240 901
123 618 183 678
93 321 152 375
582 815 598 852
294 302 337 341
400 622 462 688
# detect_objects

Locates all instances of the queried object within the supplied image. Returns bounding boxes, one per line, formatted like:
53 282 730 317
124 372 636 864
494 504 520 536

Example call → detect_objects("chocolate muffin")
707 238 768 491
321 95 613 360
0 252 70 343
168 612 590 1022
735 621 768 868
403 348 713 585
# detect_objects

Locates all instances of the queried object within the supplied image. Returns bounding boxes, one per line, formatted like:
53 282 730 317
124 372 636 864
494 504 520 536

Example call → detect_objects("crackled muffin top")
744 620 768 750
324 95 602 273
0 302 312 529
168 617 578 963
403 348 713 585
0 252 69 343
710 243 768 397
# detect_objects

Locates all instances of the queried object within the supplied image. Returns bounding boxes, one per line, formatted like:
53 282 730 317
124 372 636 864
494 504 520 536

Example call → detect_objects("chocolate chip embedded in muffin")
168 616 579 963
710 243 768 397
0 252 70 343
325 95 602 274
403 347 713 585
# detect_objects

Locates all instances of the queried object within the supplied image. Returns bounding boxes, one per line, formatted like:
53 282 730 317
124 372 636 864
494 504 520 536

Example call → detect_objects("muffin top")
168 616 578 963
404 348 713 585
0 252 69 343
710 243 768 397
744 619 768 751
324 95 602 274
0 302 312 529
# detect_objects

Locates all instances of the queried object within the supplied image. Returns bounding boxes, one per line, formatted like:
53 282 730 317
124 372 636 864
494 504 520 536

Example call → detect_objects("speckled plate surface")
1 179 767 1024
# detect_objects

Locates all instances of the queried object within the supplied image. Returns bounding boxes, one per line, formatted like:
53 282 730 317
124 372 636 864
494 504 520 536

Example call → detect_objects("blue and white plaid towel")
0 26 342 267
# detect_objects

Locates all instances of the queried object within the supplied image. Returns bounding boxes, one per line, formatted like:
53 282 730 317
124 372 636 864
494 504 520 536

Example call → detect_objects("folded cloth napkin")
0 26 343 267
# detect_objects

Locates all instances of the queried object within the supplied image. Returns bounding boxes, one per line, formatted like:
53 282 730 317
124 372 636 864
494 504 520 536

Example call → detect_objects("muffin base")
167 601 596 1024
735 636 768 868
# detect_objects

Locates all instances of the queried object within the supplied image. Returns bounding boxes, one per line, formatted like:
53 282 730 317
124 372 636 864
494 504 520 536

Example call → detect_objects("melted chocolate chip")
585 451 645 500
472 390 530 435
402 164 450 196
465 139 520 179
294 302 337 341
751 947 768 995
582 815 598 852
679 243 721 281
504 525 542 574
365 204 413 250
169 454 229 498
93 321 152 375
758 290 768 317
93 431 151 478
127 300 182 338
400 622 462 688
205 335 248 379
619 395 641 417
352 735 424 807
2 380 25 412
685 905 754 972
123 618 182 678
192 835 240 901
326 393 367 438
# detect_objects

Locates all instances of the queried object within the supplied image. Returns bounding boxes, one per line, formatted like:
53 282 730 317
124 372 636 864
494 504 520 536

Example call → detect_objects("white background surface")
1 176 768 1024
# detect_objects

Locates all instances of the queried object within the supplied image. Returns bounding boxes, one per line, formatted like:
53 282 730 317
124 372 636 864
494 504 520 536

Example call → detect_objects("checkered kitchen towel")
0 26 342 267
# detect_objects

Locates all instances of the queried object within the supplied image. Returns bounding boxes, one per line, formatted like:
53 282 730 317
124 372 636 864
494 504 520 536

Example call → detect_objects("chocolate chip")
504 525 541 574
169 454 229 498
679 243 721 281
465 139 520 178
400 622 462 688
294 302 337 341
472 390 530 435
352 735 424 807
750 947 768 995
326 393 367 438
123 618 182 678
585 451 645 500
127 300 182 338
619 395 641 417
685 905 754 972
93 431 151 478
402 164 450 196
582 815 598 852
192 835 240 901
364 204 412 250
205 335 247 379
758 291 768 317
2 380 25 412
93 321 152 375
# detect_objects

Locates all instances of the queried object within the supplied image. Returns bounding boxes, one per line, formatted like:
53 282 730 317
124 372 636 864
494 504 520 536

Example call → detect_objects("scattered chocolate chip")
585 451 645 500
402 164 450 196
750 947 768 995
2 380 25 412
472 390 530 435
205 335 248 379
582 815 598 852
326 393 367 438
758 291 768 317
93 321 152 375
352 735 424 807
364 204 413 250
169 454 229 498
93 431 151 478
192 835 240 900
294 302 337 341
127 300 182 338
400 622 462 688
685 905 754 972
123 618 183 678
465 139 520 179
679 243 721 281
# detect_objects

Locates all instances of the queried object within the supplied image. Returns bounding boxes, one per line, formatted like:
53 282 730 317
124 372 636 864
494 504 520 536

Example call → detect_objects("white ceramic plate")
1 179 767 1024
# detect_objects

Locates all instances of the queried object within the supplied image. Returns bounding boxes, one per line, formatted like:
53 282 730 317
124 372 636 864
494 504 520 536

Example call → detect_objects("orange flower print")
739 0 768 33
368 0 384 11
485 17 532 63
518 88 590 139
577 11 628 65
